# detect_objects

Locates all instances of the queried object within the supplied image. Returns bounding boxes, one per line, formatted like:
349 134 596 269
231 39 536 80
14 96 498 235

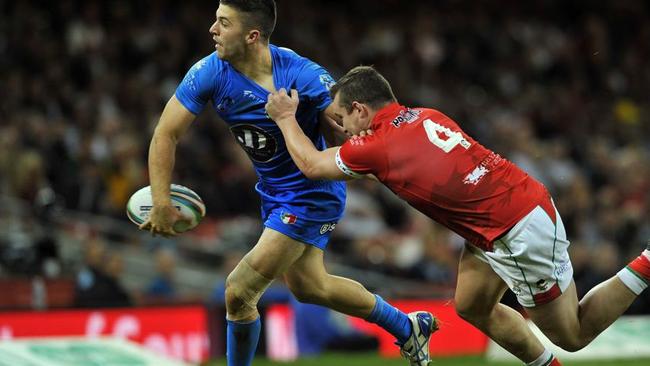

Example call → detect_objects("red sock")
549 357 563 366
628 254 650 282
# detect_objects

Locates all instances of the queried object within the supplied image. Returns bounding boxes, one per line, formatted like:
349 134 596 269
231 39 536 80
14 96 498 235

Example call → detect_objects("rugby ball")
126 184 206 233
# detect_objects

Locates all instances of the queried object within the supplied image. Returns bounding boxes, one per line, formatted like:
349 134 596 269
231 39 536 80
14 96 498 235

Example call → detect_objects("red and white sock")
643 248 650 261
617 250 650 295
527 349 562 366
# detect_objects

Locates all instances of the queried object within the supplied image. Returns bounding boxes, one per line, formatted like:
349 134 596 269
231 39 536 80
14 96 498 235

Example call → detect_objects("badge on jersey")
281 212 298 225
319 74 335 90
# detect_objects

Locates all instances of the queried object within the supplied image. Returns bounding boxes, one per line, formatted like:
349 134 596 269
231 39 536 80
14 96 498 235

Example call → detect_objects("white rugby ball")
126 184 206 233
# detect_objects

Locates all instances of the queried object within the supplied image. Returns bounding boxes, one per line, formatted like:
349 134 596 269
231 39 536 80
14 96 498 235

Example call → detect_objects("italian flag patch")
281 212 298 224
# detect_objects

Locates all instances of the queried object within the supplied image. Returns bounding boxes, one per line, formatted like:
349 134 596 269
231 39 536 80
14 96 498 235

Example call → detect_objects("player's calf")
225 259 274 321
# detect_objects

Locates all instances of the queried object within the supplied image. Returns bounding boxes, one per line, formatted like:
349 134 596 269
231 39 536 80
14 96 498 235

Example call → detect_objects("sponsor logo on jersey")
319 222 337 235
281 212 298 225
391 108 422 128
230 124 278 162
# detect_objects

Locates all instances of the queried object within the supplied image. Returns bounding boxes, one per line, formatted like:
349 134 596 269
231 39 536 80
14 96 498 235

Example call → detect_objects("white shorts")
469 202 573 308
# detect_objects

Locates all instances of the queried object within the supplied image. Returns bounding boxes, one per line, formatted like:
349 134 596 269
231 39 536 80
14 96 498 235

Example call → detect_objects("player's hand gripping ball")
126 184 206 233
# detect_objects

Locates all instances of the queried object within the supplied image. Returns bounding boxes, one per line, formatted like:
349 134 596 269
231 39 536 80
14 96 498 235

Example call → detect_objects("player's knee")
454 303 476 323
553 339 585 353
224 276 252 315
224 260 273 320
548 334 588 353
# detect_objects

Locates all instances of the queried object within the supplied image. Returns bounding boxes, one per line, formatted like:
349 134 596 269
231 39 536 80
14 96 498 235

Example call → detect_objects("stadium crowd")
0 0 649 310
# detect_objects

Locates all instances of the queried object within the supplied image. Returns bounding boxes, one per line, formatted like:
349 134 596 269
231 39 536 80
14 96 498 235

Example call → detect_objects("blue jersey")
176 44 336 190
175 45 345 249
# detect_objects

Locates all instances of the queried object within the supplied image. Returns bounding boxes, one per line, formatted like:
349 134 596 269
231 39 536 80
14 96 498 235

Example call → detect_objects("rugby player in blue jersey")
139 1 436 365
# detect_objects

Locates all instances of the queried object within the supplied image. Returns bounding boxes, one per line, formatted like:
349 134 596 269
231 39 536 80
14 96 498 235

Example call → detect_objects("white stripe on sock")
617 267 648 295
527 349 553 366
642 249 650 261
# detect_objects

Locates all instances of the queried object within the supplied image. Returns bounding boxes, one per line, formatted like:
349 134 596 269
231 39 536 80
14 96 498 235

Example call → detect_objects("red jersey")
336 103 551 251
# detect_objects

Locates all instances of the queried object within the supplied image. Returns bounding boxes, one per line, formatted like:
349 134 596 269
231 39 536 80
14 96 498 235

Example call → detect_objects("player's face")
332 93 372 136
209 5 247 61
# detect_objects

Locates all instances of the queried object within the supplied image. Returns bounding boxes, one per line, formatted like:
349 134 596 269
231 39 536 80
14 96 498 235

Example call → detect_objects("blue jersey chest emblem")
230 124 278 162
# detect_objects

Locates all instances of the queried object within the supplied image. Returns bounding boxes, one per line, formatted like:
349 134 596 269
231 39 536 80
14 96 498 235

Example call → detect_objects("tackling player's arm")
139 96 195 235
266 89 353 181
293 59 347 147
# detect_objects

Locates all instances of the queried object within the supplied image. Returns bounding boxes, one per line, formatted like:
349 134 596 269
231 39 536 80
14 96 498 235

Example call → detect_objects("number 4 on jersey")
423 119 471 153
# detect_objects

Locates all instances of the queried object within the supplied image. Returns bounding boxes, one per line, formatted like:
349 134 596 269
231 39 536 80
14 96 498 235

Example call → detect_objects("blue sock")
365 294 412 344
227 317 261 366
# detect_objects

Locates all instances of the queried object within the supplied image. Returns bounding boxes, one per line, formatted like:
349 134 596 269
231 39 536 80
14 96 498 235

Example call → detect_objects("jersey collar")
371 102 406 129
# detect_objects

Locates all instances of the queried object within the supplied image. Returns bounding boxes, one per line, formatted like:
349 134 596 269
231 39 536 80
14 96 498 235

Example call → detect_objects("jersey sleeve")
336 136 387 178
294 59 335 112
175 53 221 115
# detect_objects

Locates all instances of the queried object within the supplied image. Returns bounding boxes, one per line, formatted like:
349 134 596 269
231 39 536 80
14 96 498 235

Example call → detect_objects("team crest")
281 212 298 225
463 165 489 185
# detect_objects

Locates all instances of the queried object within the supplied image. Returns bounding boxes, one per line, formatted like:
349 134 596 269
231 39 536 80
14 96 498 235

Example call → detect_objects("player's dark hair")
220 0 276 41
330 66 397 113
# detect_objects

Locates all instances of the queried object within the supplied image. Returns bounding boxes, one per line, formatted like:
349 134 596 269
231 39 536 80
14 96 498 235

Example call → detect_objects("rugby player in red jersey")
265 66 650 366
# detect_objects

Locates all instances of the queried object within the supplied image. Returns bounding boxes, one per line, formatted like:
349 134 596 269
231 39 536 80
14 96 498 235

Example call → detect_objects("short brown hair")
220 0 276 41
330 66 397 113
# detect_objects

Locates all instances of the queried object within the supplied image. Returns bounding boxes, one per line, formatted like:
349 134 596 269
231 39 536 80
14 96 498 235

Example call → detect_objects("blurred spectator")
144 248 177 301
74 238 132 308
33 229 62 279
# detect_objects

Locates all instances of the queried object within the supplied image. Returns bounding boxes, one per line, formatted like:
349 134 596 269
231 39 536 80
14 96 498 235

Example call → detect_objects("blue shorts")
257 180 346 250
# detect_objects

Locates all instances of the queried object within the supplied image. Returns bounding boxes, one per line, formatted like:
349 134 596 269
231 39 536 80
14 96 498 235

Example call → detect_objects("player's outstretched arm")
266 89 352 181
139 95 195 236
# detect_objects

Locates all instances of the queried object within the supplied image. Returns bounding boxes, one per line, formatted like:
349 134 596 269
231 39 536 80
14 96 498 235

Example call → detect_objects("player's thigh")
243 227 308 279
455 245 509 318
525 280 580 343
283 244 327 289
486 204 573 308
